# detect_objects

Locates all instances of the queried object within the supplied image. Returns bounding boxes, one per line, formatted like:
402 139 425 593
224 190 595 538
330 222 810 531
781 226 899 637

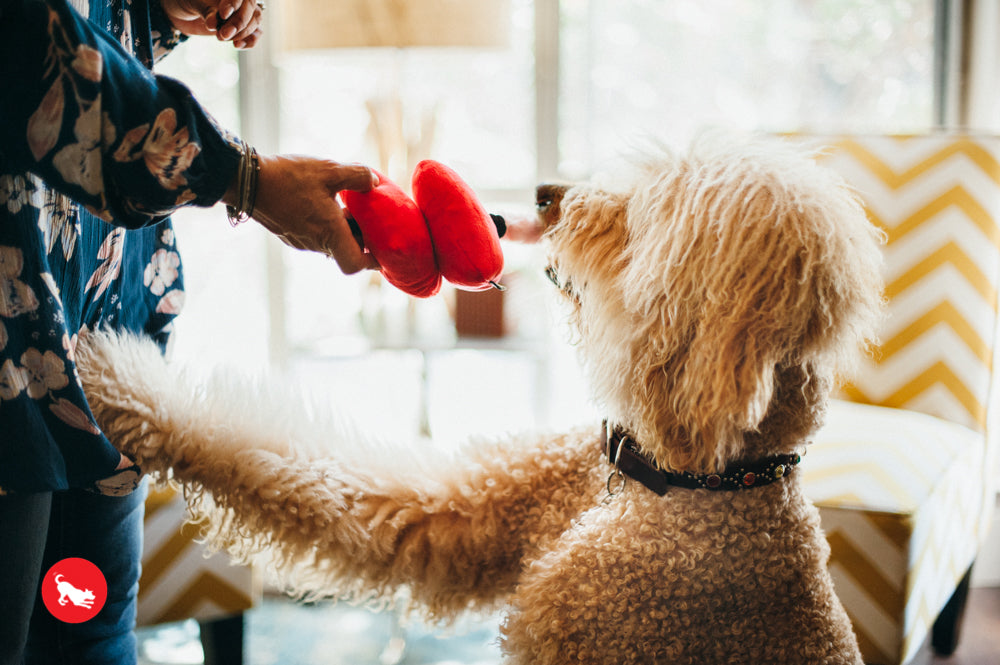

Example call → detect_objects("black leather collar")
602 421 801 496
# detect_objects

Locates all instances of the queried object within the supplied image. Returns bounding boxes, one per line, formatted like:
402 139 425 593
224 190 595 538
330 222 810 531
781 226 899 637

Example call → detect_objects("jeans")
0 481 146 665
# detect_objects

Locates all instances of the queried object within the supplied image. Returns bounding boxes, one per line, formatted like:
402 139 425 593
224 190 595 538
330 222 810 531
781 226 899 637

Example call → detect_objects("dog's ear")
635 281 790 474
670 260 796 468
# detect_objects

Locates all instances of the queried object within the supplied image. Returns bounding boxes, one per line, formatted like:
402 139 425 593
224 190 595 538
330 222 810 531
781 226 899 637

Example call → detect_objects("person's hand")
160 0 264 49
238 155 381 274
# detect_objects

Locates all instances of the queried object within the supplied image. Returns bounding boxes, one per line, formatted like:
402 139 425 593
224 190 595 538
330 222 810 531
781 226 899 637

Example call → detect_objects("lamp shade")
280 0 510 51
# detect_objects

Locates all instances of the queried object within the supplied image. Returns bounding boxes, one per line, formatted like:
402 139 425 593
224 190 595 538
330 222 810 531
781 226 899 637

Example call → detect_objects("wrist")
225 141 261 225
250 153 276 217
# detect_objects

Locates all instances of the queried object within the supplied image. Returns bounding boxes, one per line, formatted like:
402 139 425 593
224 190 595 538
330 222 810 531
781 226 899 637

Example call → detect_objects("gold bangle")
226 141 260 226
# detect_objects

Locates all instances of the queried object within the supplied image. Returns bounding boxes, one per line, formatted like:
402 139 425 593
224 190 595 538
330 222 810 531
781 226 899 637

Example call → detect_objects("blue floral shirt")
0 0 241 494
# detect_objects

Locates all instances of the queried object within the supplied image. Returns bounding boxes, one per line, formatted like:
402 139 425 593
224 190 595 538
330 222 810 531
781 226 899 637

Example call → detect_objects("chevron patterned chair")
796 134 1000 665
138 485 260 665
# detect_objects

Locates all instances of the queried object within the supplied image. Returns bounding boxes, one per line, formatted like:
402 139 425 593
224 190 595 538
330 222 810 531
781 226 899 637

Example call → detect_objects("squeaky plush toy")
412 160 505 292
340 161 506 297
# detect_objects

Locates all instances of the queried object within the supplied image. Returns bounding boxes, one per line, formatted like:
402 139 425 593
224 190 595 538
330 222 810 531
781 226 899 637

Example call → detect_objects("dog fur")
77 135 883 664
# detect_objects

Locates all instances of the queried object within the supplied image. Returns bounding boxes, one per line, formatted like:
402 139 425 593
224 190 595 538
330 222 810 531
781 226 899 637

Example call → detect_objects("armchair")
801 134 1000 664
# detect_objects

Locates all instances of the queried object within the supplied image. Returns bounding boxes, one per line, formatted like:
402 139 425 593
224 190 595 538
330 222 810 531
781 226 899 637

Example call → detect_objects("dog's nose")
536 183 570 228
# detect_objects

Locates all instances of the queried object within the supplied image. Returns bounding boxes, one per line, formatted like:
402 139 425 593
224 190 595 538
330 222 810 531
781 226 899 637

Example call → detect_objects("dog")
77 135 884 664
55 574 96 609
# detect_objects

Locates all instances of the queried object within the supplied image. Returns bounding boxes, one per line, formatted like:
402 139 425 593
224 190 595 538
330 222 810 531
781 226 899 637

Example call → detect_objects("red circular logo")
41 558 107 623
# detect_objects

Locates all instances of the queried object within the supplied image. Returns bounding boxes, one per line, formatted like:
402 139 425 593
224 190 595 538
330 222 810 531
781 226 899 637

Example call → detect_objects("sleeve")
148 0 189 64
0 0 241 229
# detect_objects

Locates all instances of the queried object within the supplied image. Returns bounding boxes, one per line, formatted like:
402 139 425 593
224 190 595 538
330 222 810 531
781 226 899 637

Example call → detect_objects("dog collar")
601 421 801 496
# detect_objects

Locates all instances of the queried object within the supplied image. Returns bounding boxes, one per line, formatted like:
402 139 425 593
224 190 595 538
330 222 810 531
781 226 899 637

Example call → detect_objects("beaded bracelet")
226 141 260 226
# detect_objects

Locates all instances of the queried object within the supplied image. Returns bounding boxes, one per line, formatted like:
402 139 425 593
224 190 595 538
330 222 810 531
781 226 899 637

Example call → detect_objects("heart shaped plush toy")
340 161 505 297
411 160 505 292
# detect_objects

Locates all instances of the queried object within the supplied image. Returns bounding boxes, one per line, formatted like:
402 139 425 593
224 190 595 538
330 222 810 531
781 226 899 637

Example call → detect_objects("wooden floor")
928 587 1000 665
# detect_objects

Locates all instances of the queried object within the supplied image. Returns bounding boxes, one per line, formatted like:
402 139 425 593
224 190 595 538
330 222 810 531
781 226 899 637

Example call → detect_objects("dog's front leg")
76 330 604 617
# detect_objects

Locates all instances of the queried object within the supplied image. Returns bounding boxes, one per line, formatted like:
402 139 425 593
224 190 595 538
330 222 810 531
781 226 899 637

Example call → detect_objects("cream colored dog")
78 136 883 664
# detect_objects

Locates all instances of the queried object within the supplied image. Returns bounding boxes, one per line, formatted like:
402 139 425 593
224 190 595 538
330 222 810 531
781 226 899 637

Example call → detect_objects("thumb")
329 164 379 193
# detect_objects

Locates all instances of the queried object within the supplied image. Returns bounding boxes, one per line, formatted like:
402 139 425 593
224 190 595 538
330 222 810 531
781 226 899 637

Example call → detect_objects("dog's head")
539 137 884 472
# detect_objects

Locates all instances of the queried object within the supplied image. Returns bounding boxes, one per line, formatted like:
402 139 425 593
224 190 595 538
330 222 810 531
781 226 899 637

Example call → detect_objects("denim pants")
0 481 146 665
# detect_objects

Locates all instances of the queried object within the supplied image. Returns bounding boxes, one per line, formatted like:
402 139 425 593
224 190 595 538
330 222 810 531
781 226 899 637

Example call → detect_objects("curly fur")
77 135 883 664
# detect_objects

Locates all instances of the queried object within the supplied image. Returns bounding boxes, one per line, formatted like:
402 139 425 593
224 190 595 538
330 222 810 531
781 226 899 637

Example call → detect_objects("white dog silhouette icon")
54 574 96 609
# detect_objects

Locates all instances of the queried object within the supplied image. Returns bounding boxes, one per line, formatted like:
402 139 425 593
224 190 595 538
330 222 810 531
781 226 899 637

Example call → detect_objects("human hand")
239 155 381 274
159 0 264 49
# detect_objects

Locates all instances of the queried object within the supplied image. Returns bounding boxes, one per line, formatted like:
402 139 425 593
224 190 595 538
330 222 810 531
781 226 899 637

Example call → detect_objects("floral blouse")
0 0 241 494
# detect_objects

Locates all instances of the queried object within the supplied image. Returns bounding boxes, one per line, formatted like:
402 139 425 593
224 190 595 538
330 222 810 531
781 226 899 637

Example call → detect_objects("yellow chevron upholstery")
138 485 259 626
802 134 1000 665
806 401 992 663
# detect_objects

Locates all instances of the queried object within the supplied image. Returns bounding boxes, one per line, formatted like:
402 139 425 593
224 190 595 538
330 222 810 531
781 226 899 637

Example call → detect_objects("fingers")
319 164 380 272
265 209 380 274
274 221 377 274
217 0 264 45
234 28 263 50
327 163 379 194
215 0 238 22
322 221 381 274
160 0 220 36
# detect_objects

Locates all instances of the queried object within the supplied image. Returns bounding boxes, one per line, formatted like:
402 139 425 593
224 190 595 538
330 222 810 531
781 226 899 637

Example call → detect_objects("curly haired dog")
77 136 884 664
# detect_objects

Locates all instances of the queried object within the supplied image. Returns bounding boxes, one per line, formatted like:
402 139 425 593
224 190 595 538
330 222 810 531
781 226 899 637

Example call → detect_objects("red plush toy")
411 160 505 292
340 161 505 297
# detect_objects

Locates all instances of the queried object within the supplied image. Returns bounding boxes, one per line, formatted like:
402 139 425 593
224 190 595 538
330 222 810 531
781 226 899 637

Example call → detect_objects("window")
557 0 935 178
